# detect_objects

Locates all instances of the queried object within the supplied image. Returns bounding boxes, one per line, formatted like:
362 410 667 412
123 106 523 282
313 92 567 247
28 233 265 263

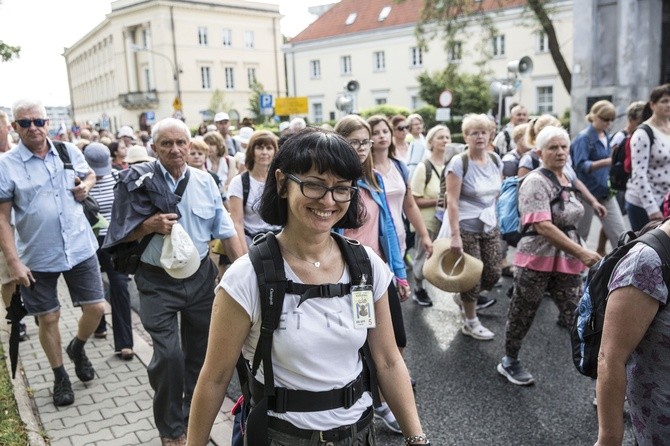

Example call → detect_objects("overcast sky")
0 0 332 107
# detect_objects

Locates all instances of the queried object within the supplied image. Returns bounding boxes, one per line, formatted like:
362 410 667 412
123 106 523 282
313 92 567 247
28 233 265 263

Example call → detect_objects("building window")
373 51 385 72
341 55 352 75
492 34 505 57
448 41 462 62
313 103 323 123
245 31 254 49
345 12 357 25
310 60 321 79
198 27 208 46
537 31 549 53
410 47 423 68
225 67 235 90
375 98 388 105
537 86 553 114
247 67 257 87
142 29 149 48
200 66 211 89
378 6 391 22
222 28 232 47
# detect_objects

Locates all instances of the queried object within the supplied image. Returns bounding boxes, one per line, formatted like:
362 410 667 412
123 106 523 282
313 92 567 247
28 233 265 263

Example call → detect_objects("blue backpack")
496 168 575 247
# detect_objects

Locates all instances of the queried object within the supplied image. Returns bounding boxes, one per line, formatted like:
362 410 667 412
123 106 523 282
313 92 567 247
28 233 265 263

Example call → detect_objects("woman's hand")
591 201 607 218
396 279 411 302
421 234 433 259
449 233 463 255
579 248 602 268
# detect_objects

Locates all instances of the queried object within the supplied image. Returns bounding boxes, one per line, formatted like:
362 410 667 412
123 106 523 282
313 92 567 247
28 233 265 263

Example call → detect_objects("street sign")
275 97 309 115
260 108 274 116
435 107 451 122
439 90 453 107
260 94 273 109
172 96 182 111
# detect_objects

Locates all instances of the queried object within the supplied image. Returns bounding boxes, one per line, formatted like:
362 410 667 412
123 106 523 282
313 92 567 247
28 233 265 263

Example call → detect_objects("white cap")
214 112 230 122
118 125 134 139
233 127 254 145
160 223 201 279
279 121 290 132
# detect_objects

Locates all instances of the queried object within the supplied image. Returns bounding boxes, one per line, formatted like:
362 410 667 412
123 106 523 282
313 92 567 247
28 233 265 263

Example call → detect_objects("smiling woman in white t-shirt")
187 128 428 446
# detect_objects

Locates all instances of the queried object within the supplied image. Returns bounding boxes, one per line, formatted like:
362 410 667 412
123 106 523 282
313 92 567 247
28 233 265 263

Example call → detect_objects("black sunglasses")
395 125 409 131
16 119 49 128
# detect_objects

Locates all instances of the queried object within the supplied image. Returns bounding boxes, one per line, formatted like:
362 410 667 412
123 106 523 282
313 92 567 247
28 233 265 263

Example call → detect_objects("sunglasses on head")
16 119 48 128
395 125 409 131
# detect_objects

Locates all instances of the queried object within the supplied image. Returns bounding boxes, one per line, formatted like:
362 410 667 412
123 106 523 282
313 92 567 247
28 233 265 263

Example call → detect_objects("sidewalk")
1 278 236 446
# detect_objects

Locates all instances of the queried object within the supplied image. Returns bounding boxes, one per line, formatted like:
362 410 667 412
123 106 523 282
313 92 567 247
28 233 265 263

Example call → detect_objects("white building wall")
64 0 284 132
285 1 573 123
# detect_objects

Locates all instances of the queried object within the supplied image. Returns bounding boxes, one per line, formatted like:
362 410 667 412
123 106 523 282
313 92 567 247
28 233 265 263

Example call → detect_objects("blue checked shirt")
0 140 98 271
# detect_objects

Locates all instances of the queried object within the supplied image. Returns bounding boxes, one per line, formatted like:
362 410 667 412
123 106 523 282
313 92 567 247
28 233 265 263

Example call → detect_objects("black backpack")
53 141 101 226
232 231 380 445
609 124 654 192
571 226 670 378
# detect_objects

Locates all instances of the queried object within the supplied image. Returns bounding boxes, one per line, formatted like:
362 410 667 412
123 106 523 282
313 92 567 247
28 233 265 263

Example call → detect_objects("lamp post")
131 44 182 111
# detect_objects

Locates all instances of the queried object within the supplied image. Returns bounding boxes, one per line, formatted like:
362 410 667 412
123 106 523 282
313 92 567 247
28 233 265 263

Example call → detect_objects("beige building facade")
284 0 573 124
64 0 285 132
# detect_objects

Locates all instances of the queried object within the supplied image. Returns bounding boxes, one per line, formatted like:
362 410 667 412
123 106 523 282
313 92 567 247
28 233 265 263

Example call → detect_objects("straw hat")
125 145 155 164
423 238 483 293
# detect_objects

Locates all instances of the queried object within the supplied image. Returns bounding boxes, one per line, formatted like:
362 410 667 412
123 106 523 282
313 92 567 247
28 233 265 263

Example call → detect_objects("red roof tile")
289 0 528 44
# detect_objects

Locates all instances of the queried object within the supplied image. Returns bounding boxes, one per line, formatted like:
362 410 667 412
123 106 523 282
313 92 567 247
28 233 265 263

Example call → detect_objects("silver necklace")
282 239 333 268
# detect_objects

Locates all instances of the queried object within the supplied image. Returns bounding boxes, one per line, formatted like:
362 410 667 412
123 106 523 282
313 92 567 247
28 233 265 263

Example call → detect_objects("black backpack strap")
637 229 670 284
53 141 73 170
504 129 511 153
638 124 655 150
242 171 250 208
248 232 287 397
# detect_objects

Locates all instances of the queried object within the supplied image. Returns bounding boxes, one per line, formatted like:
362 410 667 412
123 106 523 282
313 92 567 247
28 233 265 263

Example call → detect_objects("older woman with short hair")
443 113 502 340
497 126 601 386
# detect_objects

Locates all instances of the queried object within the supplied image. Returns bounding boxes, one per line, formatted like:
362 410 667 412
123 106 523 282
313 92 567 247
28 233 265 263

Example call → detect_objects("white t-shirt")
227 173 281 244
219 245 393 430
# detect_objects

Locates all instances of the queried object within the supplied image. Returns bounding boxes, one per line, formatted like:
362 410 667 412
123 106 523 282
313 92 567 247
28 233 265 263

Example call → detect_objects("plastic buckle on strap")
273 387 288 413
343 379 356 409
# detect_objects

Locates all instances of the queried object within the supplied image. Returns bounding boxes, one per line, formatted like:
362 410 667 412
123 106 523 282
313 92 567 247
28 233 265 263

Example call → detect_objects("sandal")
117 348 135 361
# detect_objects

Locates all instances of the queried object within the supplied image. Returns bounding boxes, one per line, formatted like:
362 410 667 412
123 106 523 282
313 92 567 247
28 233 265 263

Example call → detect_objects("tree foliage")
398 0 572 93
248 81 265 122
208 89 233 115
0 41 20 62
417 68 490 116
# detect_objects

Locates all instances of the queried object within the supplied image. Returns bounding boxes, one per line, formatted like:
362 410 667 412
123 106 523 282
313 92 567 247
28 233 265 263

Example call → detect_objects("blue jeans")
625 201 650 232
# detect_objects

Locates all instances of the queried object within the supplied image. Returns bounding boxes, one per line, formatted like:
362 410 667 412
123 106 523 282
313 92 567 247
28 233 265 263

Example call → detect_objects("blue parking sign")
260 94 273 109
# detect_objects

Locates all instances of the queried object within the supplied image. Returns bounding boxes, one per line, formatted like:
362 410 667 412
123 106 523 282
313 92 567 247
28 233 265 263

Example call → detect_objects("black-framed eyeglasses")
347 139 371 150
395 125 409 131
286 173 357 202
16 119 49 128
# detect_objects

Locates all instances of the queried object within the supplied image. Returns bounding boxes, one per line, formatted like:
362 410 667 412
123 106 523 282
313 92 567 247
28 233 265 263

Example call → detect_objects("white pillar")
124 28 138 92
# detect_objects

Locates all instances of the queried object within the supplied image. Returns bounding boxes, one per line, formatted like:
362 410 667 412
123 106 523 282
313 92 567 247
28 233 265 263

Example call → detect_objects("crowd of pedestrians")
1 83 670 445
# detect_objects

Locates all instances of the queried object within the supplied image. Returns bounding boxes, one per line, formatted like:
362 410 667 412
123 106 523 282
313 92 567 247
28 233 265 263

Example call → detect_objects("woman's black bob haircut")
259 127 365 229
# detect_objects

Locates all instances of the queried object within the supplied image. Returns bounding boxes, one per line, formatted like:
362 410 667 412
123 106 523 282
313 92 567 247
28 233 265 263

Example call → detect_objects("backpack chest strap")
287 281 352 306
250 370 367 413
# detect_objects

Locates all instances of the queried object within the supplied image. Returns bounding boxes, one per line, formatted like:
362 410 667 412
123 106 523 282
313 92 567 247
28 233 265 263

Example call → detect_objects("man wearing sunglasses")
0 99 105 408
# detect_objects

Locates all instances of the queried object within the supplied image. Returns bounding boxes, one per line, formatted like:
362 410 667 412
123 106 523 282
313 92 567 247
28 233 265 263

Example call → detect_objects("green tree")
417 68 490 116
399 0 572 93
248 81 266 123
0 41 20 62
208 89 233 115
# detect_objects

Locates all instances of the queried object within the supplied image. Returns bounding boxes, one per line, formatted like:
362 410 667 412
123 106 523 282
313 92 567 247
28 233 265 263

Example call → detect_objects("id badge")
352 280 375 329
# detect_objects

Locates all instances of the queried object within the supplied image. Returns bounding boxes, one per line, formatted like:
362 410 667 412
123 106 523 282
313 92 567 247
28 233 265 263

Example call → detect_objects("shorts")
0 248 11 285
21 255 105 316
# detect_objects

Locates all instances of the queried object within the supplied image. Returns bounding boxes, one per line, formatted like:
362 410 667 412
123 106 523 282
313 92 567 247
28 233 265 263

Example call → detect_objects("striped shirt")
89 170 118 237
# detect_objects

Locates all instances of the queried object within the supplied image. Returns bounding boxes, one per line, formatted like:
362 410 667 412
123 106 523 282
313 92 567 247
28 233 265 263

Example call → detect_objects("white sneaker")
374 405 402 434
462 319 494 340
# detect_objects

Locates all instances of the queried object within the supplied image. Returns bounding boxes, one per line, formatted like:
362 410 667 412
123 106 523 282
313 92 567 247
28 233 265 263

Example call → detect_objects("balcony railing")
119 91 159 109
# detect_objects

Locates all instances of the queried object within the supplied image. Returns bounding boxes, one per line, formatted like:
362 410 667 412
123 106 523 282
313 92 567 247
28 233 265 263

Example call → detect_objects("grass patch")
0 342 29 446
